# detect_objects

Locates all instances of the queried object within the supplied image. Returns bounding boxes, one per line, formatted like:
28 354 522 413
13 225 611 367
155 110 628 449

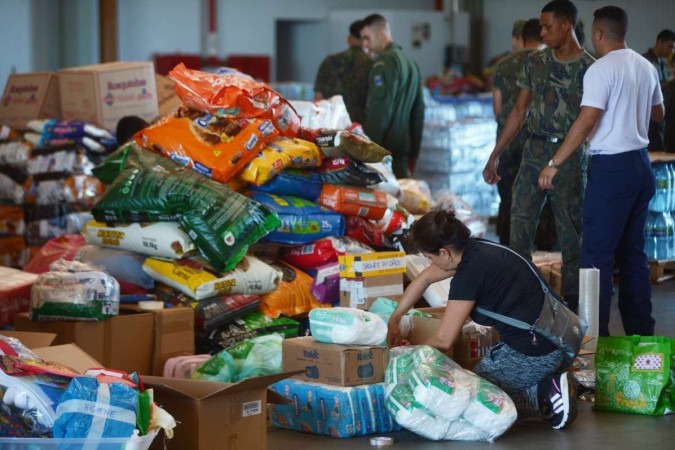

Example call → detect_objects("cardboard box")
338 251 406 278
339 273 403 310
408 308 500 370
0 72 60 130
0 266 36 328
14 308 154 374
59 61 158 130
0 330 102 374
144 373 293 450
155 74 182 118
121 305 196 376
282 336 388 386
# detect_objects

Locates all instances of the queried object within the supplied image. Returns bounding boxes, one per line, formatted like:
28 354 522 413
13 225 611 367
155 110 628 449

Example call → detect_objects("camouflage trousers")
497 131 558 249
510 137 587 304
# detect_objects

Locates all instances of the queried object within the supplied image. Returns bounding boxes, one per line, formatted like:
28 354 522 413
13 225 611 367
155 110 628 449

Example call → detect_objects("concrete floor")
268 281 675 449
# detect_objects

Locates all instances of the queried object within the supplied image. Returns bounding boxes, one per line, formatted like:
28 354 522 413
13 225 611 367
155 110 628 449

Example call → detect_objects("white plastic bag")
309 307 387 346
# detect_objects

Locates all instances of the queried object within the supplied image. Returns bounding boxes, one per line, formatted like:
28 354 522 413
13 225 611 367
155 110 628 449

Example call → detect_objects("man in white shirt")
538 6 664 337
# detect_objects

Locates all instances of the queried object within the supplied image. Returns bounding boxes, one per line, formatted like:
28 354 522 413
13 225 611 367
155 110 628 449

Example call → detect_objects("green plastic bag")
595 335 675 415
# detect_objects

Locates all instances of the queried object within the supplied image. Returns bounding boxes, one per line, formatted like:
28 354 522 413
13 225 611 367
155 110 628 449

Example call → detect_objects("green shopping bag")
595 335 675 415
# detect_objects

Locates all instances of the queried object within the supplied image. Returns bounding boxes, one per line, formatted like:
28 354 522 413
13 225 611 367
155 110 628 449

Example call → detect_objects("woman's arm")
425 300 475 351
387 264 455 346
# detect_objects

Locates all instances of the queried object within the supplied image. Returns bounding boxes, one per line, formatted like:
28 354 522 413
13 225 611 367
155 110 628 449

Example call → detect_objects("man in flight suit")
360 13 425 179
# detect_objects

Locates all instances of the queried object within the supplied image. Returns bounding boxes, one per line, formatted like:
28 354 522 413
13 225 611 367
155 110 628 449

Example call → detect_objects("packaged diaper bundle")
269 378 401 438
384 346 517 442
309 308 387 346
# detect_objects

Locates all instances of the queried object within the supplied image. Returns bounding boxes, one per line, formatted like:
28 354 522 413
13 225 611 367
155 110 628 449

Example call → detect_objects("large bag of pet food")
250 168 322 201
257 258 330 318
248 192 345 245
136 108 277 183
82 220 195 259
91 165 281 272
317 156 384 187
196 311 300 354
319 184 388 220
23 234 86 274
282 236 372 271
142 256 282 301
299 128 390 162
238 137 322 186
168 63 301 137
30 260 120 321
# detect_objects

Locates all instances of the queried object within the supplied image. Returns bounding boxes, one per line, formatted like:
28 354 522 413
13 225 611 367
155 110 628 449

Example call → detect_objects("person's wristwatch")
547 159 559 169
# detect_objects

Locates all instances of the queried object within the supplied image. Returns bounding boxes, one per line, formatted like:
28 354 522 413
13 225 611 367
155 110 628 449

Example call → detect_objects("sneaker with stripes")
542 371 577 430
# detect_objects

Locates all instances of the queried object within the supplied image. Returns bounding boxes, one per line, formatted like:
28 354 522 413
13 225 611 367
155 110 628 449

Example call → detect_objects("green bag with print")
594 336 675 415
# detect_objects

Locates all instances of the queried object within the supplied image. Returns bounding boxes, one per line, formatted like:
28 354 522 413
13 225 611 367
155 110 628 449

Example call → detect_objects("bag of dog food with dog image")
238 137 322 186
142 256 282 301
317 156 384 187
136 106 278 183
169 63 301 137
91 166 281 272
249 168 322 201
300 128 390 163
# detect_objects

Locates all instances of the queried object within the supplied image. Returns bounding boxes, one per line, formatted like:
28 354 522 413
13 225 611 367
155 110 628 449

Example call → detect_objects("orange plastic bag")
257 258 330 318
168 63 301 137
319 184 388 220
136 108 278 183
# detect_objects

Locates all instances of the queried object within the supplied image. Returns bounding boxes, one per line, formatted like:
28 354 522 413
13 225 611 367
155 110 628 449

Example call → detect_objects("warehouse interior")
0 0 674 448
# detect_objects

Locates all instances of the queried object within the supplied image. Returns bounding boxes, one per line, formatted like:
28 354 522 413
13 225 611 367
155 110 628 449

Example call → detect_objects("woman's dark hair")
410 209 471 255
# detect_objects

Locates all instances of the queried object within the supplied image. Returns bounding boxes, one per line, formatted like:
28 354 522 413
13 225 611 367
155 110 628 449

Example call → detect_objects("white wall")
483 0 675 65
0 0 34 86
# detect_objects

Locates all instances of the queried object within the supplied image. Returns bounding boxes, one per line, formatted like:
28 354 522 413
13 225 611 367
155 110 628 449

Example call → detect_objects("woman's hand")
386 316 410 347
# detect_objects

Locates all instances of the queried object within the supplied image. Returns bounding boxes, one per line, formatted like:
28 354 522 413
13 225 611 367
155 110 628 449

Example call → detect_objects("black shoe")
542 371 577 430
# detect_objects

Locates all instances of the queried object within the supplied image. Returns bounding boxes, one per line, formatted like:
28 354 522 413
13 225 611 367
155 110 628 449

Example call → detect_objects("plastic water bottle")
653 212 675 260
644 212 658 260
669 162 675 212
649 164 670 212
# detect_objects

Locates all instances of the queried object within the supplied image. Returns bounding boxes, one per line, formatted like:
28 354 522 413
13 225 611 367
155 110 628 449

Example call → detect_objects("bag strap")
470 239 548 333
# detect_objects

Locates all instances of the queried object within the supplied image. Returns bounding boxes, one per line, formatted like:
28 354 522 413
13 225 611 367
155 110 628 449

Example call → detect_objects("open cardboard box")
143 372 299 450
0 330 103 374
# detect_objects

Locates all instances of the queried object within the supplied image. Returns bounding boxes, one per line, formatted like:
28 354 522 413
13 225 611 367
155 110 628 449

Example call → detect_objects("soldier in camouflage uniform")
484 0 595 312
360 13 425 179
493 19 545 245
314 20 373 125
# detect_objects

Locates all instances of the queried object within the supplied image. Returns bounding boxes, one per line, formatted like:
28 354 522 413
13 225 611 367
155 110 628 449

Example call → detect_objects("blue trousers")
580 149 655 336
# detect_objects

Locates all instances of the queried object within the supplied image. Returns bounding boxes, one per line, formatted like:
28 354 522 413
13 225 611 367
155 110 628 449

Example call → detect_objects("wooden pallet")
649 260 675 284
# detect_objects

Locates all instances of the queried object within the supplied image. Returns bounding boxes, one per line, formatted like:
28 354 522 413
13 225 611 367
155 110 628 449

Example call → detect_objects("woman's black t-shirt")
448 239 557 356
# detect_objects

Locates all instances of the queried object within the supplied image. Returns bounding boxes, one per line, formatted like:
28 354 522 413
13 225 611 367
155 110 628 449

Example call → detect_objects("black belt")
530 134 562 144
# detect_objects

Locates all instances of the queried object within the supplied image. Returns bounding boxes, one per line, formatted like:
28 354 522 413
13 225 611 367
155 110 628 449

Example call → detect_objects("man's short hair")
512 20 526 38
363 13 387 29
657 29 675 42
349 20 365 39
522 18 543 43
593 6 627 41
542 0 578 25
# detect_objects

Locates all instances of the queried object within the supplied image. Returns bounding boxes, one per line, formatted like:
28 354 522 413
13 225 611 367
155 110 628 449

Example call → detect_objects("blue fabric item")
53 376 138 448
580 149 656 337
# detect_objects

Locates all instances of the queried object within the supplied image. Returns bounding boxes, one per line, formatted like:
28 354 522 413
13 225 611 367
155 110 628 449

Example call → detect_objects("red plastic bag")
23 234 86 274
168 63 301 137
